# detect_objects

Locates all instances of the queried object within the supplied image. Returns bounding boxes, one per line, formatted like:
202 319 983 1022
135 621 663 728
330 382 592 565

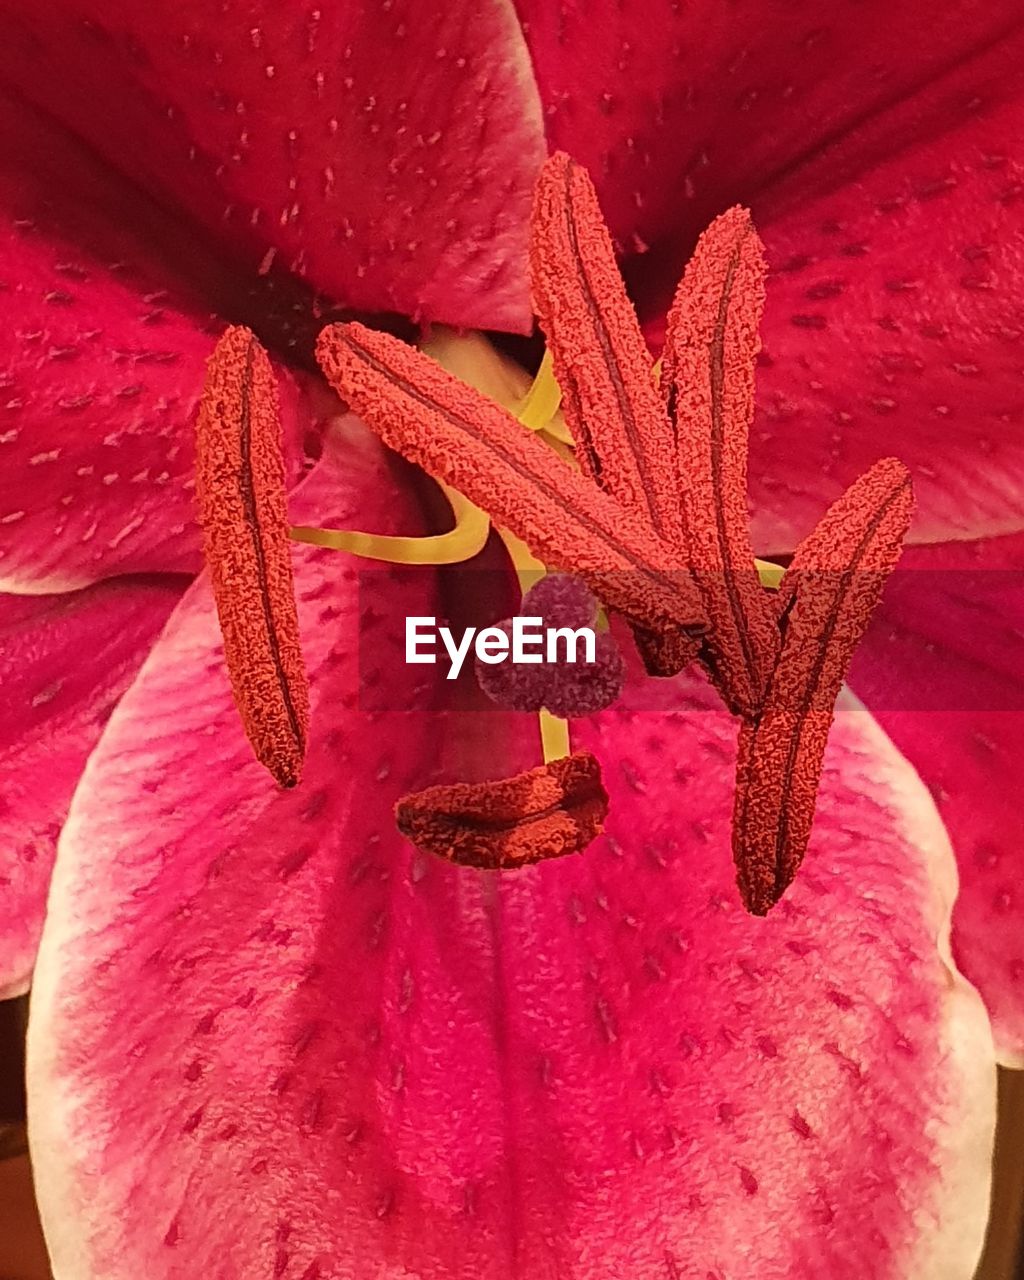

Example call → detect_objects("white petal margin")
843 698 997 1279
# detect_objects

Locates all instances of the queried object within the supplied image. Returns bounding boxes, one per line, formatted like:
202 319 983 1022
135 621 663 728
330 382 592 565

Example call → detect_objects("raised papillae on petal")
0 578 183 999
0 0 547 333
395 752 608 869
734 458 914 914
663 206 781 717
316 322 707 637
195 326 309 788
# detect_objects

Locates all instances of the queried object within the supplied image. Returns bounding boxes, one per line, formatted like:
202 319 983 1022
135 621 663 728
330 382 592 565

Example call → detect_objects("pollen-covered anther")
662 205 781 716
531 152 701 677
314 320 708 639
732 457 914 914
396 752 609 869
195 325 309 788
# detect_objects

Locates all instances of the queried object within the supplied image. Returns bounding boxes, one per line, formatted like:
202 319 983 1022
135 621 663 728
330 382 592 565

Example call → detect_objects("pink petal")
849 531 1024 1064
0 575 184 998
29 442 994 1276
3 0 546 332
515 0 1023 255
637 31 1024 550
0 89 311 592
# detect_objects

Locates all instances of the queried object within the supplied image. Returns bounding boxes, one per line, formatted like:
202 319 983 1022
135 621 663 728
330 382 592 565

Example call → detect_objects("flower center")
194 152 913 918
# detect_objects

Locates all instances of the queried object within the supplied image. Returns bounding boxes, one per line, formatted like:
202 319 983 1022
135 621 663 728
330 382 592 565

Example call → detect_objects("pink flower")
0 3 1019 1276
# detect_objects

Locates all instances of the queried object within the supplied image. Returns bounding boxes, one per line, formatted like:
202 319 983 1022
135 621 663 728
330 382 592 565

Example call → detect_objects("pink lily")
0 2 1019 1276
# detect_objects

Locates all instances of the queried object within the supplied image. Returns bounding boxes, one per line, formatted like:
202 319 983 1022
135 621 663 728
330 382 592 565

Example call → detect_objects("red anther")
316 321 707 640
531 152 684 547
396 752 609 869
195 326 309 788
662 207 781 717
732 458 914 915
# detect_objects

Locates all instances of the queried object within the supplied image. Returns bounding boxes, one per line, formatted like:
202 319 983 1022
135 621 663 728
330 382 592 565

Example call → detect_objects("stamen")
395 751 608 869
531 152 684 546
732 458 913 914
291 481 489 565
195 326 309 787
532 152 699 679
662 207 781 718
316 322 708 638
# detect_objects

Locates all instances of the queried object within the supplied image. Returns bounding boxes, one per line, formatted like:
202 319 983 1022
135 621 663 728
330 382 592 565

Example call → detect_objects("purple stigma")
521 573 597 628
475 579 625 717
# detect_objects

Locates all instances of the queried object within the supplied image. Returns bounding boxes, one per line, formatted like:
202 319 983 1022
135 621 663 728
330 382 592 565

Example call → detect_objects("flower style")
0 3 1020 1278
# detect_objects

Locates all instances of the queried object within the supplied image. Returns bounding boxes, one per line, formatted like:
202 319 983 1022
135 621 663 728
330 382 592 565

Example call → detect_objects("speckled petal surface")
749 33 1024 550
638 31 1024 550
0 90 309 593
514 0 1023 254
850 531 1024 1064
1 0 545 332
0 575 185 999
29 437 994 1278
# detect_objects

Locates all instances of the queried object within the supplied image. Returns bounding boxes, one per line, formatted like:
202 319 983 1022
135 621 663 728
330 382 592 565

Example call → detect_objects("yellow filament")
291 483 489 565
539 709 572 764
755 559 784 590
517 348 555 427
516 348 561 430
496 527 572 764
291 334 574 565
515 349 574 446
541 414 575 447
